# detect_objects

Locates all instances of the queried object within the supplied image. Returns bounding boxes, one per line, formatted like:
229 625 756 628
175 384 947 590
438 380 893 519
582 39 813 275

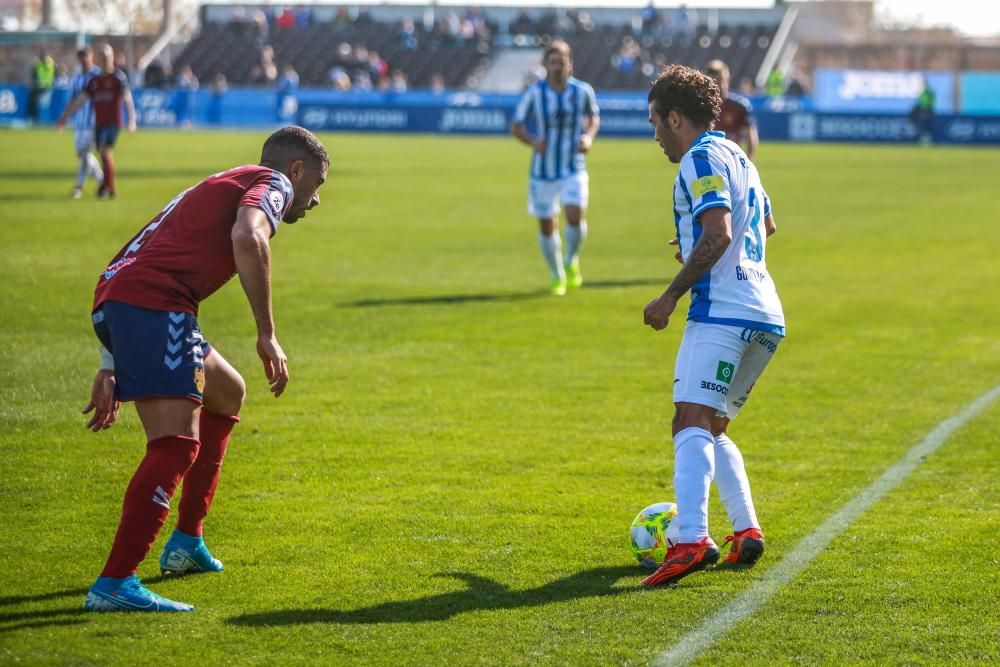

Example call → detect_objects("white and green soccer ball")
629 501 680 569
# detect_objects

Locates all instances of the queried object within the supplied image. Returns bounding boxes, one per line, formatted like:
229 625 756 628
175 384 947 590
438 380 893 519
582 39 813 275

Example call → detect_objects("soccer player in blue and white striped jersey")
641 65 783 587
511 40 600 295
68 46 104 199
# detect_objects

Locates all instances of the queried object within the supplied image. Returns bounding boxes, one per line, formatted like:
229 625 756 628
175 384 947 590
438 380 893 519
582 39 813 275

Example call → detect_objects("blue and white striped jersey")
70 66 101 133
513 77 599 181
674 131 784 334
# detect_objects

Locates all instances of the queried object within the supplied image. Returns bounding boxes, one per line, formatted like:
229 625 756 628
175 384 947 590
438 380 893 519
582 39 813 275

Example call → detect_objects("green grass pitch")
1 129 998 665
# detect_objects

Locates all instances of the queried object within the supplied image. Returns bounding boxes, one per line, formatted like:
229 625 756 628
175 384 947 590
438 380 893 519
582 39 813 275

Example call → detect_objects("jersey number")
123 187 191 256
744 187 764 262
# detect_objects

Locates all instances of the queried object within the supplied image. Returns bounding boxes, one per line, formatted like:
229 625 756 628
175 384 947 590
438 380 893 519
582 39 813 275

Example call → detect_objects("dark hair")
544 39 572 61
648 64 721 129
77 45 93 57
260 126 329 170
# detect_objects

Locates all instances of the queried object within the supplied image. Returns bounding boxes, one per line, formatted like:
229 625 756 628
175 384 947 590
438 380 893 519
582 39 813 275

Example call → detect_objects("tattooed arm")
643 207 733 331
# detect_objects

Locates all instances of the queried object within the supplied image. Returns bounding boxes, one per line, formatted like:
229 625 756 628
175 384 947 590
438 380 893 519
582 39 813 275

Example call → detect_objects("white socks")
713 434 759 532
77 152 104 189
539 231 564 279
564 220 587 266
673 427 715 543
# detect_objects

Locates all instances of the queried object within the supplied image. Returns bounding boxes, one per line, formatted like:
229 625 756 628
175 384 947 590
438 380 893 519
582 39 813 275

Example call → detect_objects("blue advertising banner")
813 69 954 114
4 83 999 145
959 72 1000 116
0 84 28 123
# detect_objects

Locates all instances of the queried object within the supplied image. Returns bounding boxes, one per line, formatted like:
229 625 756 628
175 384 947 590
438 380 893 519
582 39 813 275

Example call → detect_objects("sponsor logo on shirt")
103 256 137 280
692 175 724 198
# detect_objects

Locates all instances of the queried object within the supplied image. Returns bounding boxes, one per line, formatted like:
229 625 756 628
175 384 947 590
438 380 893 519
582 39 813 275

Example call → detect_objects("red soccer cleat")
721 527 766 566
641 537 720 587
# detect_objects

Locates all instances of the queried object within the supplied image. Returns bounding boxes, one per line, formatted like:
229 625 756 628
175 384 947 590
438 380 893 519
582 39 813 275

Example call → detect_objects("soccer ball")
629 501 680 569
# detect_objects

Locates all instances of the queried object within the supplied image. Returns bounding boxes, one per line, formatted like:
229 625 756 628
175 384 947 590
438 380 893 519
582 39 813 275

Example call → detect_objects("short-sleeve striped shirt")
514 77 599 181
70 66 101 133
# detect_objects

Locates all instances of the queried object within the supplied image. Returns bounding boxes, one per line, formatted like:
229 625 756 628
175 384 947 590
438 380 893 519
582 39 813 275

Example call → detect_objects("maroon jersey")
715 93 755 142
94 165 295 315
85 70 130 127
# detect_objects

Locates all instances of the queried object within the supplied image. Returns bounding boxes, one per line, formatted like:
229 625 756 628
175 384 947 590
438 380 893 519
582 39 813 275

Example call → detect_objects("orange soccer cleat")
641 537 720 587
721 527 766 566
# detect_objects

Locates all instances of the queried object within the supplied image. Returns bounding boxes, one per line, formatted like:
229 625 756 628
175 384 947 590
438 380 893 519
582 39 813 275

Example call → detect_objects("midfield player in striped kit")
512 40 600 296
64 46 104 199
81 127 328 612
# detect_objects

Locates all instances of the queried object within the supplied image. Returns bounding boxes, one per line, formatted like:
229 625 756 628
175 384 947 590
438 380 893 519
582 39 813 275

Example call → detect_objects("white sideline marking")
654 382 1000 667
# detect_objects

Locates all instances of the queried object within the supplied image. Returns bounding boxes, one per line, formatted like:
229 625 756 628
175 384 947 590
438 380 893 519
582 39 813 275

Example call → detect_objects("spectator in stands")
29 48 55 124
641 1 660 36
354 71 373 90
144 60 167 89
764 68 784 97
909 76 935 145
511 10 534 36
252 46 278 86
368 51 389 80
333 6 353 30
251 10 269 47
276 64 300 122
208 73 227 125
430 72 446 94
399 17 418 50
328 66 351 91
738 77 757 97
276 7 296 31
294 6 311 28
174 65 199 129
390 70 408 93
673 5 697 39
705 59 758 160
115 50 133 84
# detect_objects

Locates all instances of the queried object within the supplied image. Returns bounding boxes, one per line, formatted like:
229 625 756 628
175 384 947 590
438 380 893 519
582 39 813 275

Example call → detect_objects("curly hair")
261 125 329 169
647 65 721 129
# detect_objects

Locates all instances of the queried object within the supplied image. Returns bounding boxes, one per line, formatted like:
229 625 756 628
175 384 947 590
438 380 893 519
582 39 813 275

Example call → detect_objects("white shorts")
673 321 782 420
527 172 589 219
75 130 95 153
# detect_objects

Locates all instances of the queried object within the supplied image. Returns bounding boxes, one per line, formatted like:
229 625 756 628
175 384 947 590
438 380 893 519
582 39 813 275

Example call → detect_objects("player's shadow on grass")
227 565 641 626
341 278 664 308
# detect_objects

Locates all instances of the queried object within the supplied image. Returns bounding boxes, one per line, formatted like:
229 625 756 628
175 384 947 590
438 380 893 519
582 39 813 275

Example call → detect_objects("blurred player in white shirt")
511 40 600 296
68 46 104 199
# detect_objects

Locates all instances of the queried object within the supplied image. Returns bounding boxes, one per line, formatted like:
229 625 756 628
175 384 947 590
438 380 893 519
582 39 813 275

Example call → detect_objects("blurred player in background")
81 126 328 612
66 46 104 199
641 65 783 587
512 40 600 296
57 43 136 198
704 60 758 161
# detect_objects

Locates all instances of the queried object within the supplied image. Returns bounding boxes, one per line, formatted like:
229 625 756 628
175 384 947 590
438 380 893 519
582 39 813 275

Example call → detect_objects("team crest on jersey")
268 190 285 214
692 175 724 198
194 367 206 393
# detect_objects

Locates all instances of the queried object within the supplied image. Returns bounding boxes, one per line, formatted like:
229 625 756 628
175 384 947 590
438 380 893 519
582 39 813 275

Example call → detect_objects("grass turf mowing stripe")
654 381 1000 667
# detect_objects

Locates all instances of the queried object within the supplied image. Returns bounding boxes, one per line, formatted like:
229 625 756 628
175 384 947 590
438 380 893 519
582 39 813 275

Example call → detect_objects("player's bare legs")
563 204 587 288
537 215 566 295
162 350 245 575
710 415 765 565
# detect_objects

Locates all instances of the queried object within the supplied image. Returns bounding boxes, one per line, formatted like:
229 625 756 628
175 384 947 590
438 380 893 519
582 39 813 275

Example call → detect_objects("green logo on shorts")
716 361 735 384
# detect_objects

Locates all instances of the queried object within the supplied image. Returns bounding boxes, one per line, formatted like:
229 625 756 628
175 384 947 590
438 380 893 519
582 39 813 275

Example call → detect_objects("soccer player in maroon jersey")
57 43 136 198
81 126 328 612
704 60 758 160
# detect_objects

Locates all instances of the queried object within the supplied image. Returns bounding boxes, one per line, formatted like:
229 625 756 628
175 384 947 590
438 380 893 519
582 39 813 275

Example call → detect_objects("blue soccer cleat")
84 574 194 612
159 529 224 575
